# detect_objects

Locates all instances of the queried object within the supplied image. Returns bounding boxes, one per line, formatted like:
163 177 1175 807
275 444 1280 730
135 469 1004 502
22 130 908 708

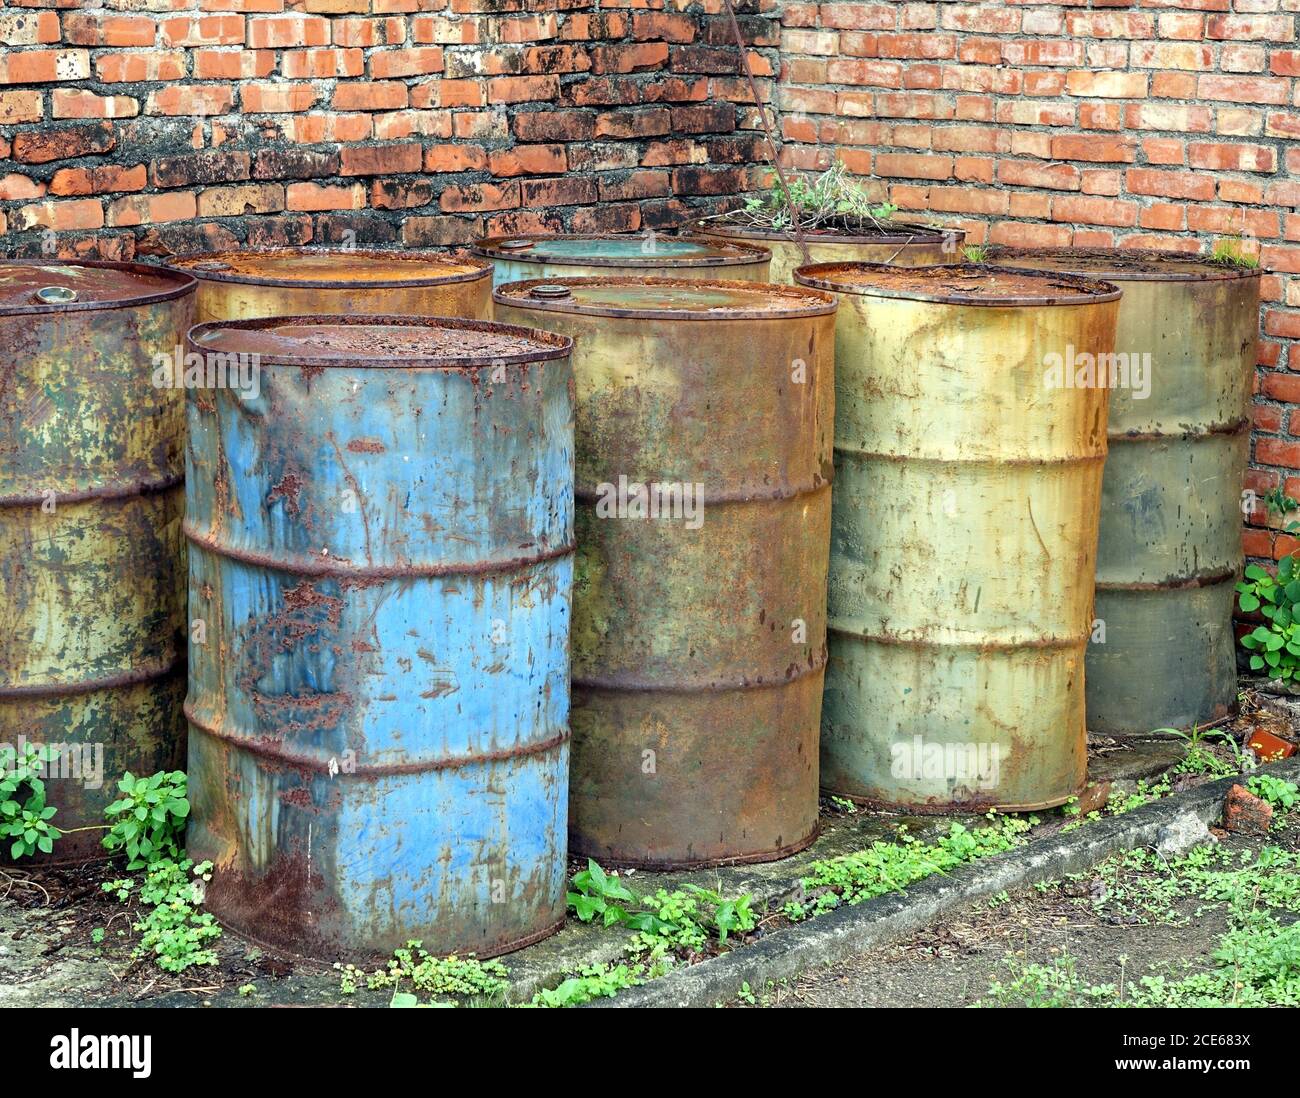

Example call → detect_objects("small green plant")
530 962 644 1007
90 927 106 945
962 243 989 263
0 743 62 859
103 770 189 869
534 861 759 1007
566 859 757 948
238 983 255 997
1158 724 1241 778
1237 560 1300 683
336 941 508 1005
1248 773 1299 815
1211 237 1261 270
738 158 897 233
984 954 1116 1008
736 981 756 1005
102 858 221 973
785 816 1033 921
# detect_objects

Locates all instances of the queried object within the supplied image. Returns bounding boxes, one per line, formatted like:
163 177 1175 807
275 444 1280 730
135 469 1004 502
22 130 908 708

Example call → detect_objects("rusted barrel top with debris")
796 261 1121 811
1 260 197 862
495 276 836 867
165 246 493 323
687 217 964 283
473 232 771 285
182 312 575 959
988 247 1261 737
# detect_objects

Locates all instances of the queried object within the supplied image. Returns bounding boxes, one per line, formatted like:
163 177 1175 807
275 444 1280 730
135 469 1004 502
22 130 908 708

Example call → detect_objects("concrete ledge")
595 758 1300 1008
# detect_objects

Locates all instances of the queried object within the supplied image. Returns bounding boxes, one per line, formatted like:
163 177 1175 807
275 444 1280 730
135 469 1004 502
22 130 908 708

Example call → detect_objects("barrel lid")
472 233 770 268
165 247 491 289
0 259 195 315
493 276 837 320
794 262 1122 306
986 246 1264 282
187 314 572 368
688 216 952 246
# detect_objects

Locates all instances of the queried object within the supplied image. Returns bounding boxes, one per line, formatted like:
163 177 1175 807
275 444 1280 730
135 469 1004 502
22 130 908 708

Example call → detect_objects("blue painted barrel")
182 314 575 960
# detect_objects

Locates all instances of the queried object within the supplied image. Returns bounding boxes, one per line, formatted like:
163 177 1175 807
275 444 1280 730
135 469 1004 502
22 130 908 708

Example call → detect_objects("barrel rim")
793 261 1124 306
493 275 838 319
684 215 959 247
184 313 574 368
162 246 493 289
471 232 772 268
986 245 1268 283
0 257 197 316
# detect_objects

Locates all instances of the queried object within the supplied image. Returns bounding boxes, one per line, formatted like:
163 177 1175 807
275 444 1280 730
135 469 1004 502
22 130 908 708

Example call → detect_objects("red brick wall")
3 0 1297 566
774 0 1298 562
0 0 777 258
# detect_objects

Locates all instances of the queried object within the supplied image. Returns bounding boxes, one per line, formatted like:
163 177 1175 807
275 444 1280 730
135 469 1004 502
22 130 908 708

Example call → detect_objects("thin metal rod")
721 0 811 267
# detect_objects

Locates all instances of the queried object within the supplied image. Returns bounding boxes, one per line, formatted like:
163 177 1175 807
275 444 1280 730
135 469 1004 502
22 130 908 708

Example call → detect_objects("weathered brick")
0 90 44 125
285 181 366 211
488 144 567 176
14 198 105 233
49 164 146 197
52 90 139 119
96 51 186 82
197 183 284 217
147 86 234 116
153 150 251 188
424 144 488 172
13 122 116 165
252 148 340 180
339 142 423 176
107 192 198 227
440 181 520 212
332 81 408 111
0 49 90 84
63 13 157 47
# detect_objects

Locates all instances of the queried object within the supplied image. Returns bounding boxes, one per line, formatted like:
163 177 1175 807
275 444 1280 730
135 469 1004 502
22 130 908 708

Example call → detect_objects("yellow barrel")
165 247 492 323
987 247 1261 735
0 260 196 861
495 277 836 867
688 219 964 283
473 233 771 285
795 263 1121 811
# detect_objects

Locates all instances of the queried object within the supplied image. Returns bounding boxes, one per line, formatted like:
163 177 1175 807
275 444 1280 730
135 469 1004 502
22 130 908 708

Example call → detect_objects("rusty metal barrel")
795 263 1121 811
986 247 1261 735
473 233 771 285
687 219 963 284
495 277 835 867
165 247 492 324
0 260 196 861
183 313 574 958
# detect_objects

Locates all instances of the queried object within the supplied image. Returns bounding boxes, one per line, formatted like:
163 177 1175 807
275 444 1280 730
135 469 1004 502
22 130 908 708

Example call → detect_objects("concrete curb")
594 758 1300 1008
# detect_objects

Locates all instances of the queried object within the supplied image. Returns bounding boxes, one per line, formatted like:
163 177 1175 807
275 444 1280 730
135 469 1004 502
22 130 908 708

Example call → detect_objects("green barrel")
990 248 1261 735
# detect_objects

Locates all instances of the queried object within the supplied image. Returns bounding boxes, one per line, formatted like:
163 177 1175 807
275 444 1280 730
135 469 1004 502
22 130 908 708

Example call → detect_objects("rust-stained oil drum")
795 263 1121 811
687 218 963 284
473 233 770 285
165 247 493 324
0 260 196 861
495 277 836 867
988 248 1261 736
183 314 574 959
